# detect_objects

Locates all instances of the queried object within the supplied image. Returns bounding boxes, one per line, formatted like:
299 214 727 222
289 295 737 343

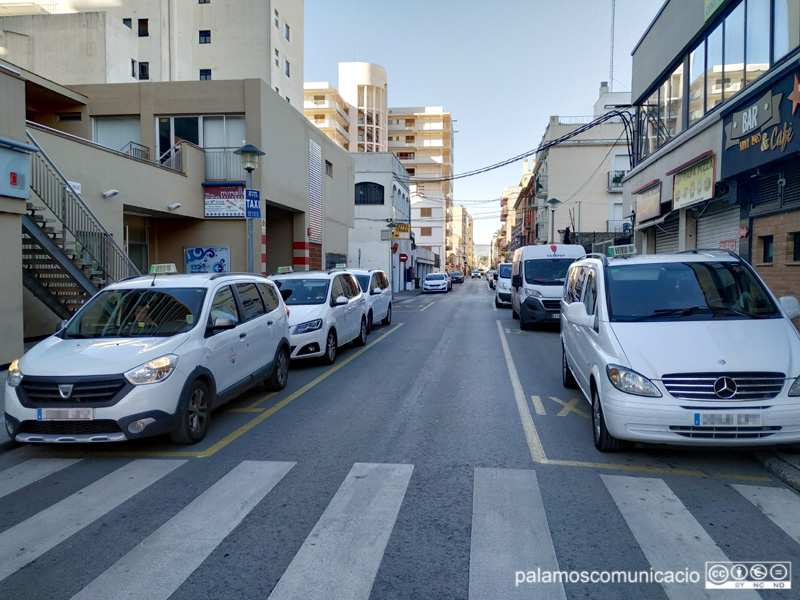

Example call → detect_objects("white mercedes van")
510 244 585 328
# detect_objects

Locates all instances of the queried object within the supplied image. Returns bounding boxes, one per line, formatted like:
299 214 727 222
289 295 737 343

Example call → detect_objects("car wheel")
511 305 519 319
265 346 290 391
519 309 528 330
170 379 211 444
366 310 373 334
592 387 627 452
354 317 368 346
381 304 392 325
321 329 337 365
561 343 577 389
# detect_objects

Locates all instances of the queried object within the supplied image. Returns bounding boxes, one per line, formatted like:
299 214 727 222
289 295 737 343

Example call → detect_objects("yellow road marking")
496 320 548 463
419 302 434 311
542 459 771 482
530 395 547 416
551 396 590 419
31 324 405 460
228 391 277 413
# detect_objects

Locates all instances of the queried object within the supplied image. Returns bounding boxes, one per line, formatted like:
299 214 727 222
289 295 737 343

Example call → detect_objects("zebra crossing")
0 458 798 599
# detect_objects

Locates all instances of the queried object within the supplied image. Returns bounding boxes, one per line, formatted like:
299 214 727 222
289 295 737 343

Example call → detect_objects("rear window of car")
606 261 780 322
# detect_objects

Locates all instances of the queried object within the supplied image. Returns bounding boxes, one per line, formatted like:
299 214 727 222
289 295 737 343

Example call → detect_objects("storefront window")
688 40 705 126
774 0 800 63
706 21 724 111
746 0 770 84
723 2 745 100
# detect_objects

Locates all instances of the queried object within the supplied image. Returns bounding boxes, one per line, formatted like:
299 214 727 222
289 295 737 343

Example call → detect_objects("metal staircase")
21 131 141 318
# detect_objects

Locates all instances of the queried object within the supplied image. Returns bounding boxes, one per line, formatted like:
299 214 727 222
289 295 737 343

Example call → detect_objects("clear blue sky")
304 0 665 245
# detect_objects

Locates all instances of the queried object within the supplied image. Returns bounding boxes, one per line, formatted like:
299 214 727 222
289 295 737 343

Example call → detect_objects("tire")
321 329 337 365
381 304 392 326
511 305 519 319
519 309 528 330
170 379 211 444
353 317 368 346
265 346 290 391
592 387 627 452
366 311 373 334
561 343 577 389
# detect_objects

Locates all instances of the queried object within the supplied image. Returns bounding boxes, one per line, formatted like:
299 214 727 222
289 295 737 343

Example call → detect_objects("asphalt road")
1 277 798 599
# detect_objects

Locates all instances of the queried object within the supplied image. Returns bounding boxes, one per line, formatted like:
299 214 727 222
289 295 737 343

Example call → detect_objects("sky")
304 0 665 245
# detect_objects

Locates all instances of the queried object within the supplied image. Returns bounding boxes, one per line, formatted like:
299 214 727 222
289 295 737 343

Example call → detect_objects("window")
199 0 210 3
199 30 211 44
762 235 774 263
355 182 384 205
405 135 414 143
325 160 333 177
274 49 279 66
274 9 279 28
774 0 800 62
138 19 149 37
123 18 132 28
746 0 770 84
723 2 745 99
138 62 150 80
406 168 415 176
56 112 81 122
583 271 597 315
793 232 800 262
688 40 705 126
285 24 290 41
131 59 137 78
397 152 415 160
421 207 432 217
199 69 211 80
420 227 432 236
236 283 266 321
285 60 290 77
209 286 239 327
258 283 280 312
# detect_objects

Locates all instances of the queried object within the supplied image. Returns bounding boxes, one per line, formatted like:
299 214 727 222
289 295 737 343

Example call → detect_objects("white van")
510 244 585 328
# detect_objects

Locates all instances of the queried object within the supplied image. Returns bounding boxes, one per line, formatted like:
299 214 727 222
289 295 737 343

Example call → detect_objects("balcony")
607 219 634 233
608 170 628 192
203 147 248 181
535 174 547 198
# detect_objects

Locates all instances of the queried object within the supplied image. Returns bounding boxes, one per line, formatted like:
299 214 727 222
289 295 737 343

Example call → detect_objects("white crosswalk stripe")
601 475 761 600
267 462 413 600
0 458 80 500
469 468 566 600
71 460 295 600
0 459 185 582
732 483 800 545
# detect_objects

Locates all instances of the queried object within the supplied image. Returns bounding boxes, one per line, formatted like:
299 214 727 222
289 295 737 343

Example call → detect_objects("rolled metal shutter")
696 206 740 252
655 213 680 253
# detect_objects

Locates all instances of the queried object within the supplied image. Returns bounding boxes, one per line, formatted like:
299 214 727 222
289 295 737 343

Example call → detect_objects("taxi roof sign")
607 244 637 257
276 266 294 274
149 263 178 274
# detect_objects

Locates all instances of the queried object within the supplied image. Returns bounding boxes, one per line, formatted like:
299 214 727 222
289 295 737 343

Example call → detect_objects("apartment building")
451 205 472 273
303 82 352 150
0 0 303 107
389 106 453 271
625 0 800 311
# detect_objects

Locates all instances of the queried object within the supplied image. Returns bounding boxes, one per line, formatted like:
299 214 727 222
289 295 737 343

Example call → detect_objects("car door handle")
239 332 247 340
267 320 274 326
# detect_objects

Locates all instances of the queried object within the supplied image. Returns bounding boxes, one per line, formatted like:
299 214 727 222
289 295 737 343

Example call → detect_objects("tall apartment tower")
337 62 388 153
0 0 303 106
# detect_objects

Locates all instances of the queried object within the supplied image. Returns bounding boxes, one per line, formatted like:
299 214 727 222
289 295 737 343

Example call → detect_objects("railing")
203 147 247 181
158 142 183 172
121 141 150 161
607 219 634 233
535 174 547 198
608 170 628 191
26 131 141 284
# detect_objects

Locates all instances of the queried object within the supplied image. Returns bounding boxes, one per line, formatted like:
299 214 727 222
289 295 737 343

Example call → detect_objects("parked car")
350 268 392 333
270 269 368 365
4 268 291 445
560 248 800 452
494 263 513 306
423 272 449 293
511 244 585 328
450 271 464 284
443 272 453 291
487 269 496 289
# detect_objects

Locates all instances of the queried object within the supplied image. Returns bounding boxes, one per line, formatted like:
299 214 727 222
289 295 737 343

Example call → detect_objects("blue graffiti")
186 248 217 264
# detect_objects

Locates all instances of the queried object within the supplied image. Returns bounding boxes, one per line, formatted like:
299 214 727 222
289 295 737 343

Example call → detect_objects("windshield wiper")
631 305 765 321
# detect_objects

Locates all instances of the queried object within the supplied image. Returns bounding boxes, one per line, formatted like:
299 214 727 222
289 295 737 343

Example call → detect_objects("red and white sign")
719 239 738 251
399 253 408 263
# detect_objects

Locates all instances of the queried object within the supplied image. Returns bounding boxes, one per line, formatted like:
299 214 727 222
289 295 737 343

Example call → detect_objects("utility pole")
610 0 616 91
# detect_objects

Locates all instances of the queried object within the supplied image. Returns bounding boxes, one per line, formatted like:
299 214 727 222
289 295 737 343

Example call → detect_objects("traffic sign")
245 188 261 219
399 253 408 263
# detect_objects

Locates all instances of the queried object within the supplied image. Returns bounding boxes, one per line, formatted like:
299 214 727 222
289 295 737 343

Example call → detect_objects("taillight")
285 304 290 318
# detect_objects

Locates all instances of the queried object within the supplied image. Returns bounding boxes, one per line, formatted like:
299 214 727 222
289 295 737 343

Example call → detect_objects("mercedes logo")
713 376 737 399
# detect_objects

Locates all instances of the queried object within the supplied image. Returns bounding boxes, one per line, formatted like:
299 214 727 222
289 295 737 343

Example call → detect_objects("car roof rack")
583 252 608 266
676 248 742 259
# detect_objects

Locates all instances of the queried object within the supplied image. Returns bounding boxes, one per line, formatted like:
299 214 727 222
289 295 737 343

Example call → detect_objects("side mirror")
56 319 69 333
372 287 382 295
779 296 800 320
334 295 349 306
563 302 594 327
208 314 236 334
511 274 521 288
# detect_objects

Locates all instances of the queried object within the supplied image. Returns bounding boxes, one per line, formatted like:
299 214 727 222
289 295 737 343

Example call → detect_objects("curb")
751 451 800 494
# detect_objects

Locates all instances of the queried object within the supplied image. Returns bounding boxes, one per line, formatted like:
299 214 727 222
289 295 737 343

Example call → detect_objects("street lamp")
547 197 561 243
234 144 265 273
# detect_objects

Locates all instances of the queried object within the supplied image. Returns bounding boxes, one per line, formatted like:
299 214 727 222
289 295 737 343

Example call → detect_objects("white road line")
268 462 413 600
0 458 80 500
601 475 760 600
0 459 185 583
732 484 800 545
72 461 295 600
469 468 566 600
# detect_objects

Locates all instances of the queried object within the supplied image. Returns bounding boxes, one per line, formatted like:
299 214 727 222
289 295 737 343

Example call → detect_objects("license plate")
38 408 94 421
694 412 762 427
551 312 560 319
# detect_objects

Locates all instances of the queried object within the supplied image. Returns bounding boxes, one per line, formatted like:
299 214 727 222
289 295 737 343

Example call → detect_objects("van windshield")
606 261 780 322
524 258 575 285
64 288 206 338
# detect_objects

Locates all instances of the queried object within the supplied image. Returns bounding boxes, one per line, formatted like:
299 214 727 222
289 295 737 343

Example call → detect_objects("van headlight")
7 359 23 387
789 376 800 397
124 354 179 385
607 365 662 397
525 288 543 298
293 319 322 335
